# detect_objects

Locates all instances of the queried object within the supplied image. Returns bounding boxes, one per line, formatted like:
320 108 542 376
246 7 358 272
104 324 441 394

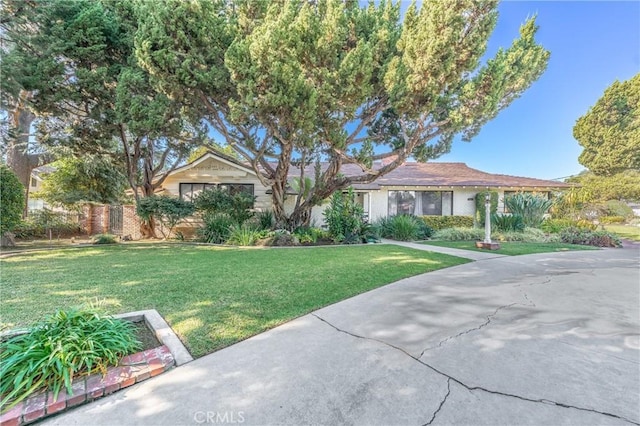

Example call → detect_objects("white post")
484 193 491 244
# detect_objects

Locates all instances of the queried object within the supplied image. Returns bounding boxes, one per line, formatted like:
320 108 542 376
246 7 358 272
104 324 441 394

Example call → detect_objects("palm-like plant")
503 193 554 228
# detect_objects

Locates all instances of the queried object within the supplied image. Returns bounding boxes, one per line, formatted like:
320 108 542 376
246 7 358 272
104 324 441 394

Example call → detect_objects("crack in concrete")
422 378 451 426
419 302 519 357
514 276 552 288
520 291 536 307
311 313 639 426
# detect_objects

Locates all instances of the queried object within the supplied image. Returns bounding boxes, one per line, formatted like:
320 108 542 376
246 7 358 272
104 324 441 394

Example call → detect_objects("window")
179 183 216 202
218 184 254 197
179 183 254 202
388 191 453 216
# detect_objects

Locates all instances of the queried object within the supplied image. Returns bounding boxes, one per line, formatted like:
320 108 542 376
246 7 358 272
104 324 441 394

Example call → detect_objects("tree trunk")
287 205 312 230
271 181 288 229
6 108 36 217
140 215 157 239
1 232 16 248
137 180 159 238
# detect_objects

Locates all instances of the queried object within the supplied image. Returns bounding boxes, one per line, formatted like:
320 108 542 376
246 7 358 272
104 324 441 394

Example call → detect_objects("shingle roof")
282 161 570 190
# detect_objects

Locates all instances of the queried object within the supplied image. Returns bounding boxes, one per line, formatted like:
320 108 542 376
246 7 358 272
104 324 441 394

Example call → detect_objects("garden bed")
0 310 190 425
0 346 175 426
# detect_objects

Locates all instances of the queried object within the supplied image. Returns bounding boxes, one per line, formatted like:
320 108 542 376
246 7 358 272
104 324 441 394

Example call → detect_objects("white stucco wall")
451 189 478 216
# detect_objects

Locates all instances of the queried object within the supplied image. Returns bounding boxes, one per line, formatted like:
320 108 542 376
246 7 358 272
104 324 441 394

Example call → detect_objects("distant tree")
566 171 640 202
36 156 129 207
0 165 25 246
574 74 640 176
187 143 240 163
135 0 549 229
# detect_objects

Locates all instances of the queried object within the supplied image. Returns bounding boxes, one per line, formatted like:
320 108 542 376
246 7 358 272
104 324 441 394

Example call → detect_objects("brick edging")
0 346 174 426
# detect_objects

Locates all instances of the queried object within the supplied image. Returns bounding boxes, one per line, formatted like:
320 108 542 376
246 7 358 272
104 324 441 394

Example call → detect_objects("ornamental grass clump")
0 309 141 410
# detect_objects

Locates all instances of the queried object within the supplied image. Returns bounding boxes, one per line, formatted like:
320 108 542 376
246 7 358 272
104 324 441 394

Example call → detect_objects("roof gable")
163 151 258 180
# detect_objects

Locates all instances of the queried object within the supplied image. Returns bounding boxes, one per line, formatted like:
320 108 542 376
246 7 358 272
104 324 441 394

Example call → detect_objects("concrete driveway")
44 245 640 426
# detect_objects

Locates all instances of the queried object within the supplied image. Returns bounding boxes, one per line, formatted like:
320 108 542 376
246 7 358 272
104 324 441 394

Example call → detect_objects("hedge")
421 215 474 230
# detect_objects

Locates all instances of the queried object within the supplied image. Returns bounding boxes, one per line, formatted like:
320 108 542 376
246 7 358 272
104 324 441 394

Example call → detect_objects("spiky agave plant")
503 193 554 228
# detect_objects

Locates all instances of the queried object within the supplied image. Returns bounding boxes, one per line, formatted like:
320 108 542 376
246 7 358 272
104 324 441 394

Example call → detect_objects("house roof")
282 161 571 190
162 150 570 190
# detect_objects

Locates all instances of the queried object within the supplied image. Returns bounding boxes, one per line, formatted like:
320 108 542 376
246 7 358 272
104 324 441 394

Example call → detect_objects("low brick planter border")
0 346 174 426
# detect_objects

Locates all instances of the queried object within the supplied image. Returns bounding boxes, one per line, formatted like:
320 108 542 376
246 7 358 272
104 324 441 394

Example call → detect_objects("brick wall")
80 204 141 240
122 205 141 240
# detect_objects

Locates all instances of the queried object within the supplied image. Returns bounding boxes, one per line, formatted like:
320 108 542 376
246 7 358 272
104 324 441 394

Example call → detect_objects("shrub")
293 226 329 245
604 200 634 219
388 215 419 241
256 210 275 231
432 227 485 241
323 188 366 243
491 214 525 232
136 195 195 238
0 309 141 409
197 212 234 244
194 188 255 224
269 230 300 246
373 215 432 241
475 191 498 226
541 218 579 233
0 166 25 237
503 193 554 228
599 215 626 224
92 234 118 244
494 227 549 243
226 224 262 246
576 219 598 230
421 215 474 230
559 227 621 247
13 209 84 240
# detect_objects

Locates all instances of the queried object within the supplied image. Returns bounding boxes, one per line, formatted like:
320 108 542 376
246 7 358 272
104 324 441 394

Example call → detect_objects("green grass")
604 224 640 242
0 244 468 357
422 240 597 256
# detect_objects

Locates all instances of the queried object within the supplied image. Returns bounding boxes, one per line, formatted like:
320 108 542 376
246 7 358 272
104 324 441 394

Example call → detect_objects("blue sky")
436 0 639 180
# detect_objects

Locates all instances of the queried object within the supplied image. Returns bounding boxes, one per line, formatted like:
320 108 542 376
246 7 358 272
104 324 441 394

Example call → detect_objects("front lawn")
0 244 468 357
604 224 640 242
422 241 597 256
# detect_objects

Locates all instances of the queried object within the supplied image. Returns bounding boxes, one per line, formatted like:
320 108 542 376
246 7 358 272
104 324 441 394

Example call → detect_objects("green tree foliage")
136 195 195 239
553 171 640 220
193 188 255 225
134 0 549 229
187 143 240 163
323 188 367 243
567 171 640 202
0 165 25 238
36 157 128 207
2 0 205 237
0 0 55 211
574 74 640 176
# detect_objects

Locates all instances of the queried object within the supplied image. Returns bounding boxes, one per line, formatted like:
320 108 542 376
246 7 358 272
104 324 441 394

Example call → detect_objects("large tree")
36 156 129 207
1 0 55 215
574 74 640 176
3 0 204 237
135 0 549 229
